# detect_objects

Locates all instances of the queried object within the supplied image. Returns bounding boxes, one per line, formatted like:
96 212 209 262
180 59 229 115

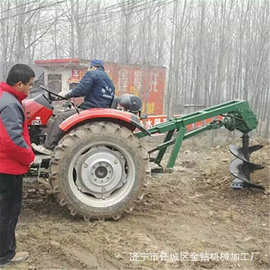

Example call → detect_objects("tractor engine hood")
23 94 53 126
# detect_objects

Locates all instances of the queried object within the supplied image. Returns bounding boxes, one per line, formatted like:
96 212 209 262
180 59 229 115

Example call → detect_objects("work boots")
0 251 29 267
31 143 52 155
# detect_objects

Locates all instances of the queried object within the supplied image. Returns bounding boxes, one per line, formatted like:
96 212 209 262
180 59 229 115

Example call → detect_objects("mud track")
5 135 270 270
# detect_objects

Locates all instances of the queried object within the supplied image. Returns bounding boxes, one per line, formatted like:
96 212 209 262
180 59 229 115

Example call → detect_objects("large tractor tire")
49 121 148 220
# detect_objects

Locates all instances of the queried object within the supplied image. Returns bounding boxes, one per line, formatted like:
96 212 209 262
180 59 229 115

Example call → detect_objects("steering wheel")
40 85 67 101
40 85 80 114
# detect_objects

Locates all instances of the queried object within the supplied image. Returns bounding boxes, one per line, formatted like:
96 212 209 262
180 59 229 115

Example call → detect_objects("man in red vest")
0 64 35 266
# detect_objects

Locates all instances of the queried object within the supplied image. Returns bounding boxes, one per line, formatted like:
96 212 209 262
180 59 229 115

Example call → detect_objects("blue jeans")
0 174 23 265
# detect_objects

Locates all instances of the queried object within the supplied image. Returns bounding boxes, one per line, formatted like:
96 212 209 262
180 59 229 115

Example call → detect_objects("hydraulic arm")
136 100 264 189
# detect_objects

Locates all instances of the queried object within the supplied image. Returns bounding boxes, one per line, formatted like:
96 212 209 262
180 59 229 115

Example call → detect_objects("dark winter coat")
67 68 115 109
0 82 35 175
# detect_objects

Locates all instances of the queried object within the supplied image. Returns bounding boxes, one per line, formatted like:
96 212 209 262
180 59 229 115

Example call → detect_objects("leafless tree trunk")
0 0 268 136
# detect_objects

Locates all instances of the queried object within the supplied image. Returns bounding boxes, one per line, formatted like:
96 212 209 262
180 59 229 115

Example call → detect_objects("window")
48 74 62 93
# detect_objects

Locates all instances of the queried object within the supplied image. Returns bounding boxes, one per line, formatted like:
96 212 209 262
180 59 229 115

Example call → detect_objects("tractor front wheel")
49 121 148 220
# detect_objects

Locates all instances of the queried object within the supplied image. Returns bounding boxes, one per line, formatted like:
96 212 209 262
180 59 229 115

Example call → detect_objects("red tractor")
23 87 149 221
23 87 264 220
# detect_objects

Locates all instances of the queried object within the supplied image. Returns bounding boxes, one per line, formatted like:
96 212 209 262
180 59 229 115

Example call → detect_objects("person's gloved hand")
65 91 73 99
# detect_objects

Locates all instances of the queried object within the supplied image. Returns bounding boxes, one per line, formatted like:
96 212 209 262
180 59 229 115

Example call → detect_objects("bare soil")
4 133 270 270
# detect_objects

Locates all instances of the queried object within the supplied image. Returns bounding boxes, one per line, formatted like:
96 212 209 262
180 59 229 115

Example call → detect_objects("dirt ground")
3 133 270 270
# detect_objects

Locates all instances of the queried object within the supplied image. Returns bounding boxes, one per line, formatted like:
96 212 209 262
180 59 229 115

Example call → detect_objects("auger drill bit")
229 134 264 190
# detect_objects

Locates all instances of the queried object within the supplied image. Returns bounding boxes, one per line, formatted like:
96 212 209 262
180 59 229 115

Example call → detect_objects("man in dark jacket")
34 59 115 154
0 64 35 266
64 59 115 109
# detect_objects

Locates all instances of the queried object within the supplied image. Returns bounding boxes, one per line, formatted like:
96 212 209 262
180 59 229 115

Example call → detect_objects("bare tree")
0 0 268 136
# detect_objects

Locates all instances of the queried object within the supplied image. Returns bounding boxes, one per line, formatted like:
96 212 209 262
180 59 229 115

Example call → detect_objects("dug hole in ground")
7 130 270 270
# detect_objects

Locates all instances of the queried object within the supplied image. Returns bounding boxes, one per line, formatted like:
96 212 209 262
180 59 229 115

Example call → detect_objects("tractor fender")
59 108 150 136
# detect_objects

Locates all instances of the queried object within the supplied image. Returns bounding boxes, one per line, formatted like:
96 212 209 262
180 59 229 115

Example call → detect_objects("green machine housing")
136 100 264 190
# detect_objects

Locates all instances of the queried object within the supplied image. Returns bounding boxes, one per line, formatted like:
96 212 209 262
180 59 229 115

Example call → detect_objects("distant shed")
34 58 166 114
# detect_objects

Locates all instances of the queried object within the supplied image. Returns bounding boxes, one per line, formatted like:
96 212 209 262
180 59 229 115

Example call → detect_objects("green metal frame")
136 100 258 169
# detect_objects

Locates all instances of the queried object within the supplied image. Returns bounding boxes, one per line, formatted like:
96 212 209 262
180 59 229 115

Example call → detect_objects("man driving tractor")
32 59 115 155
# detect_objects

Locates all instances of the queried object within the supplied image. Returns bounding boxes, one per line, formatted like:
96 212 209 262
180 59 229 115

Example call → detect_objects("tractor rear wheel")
49 121 148 220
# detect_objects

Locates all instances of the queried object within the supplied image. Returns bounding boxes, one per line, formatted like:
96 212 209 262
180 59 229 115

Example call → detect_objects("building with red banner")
34 58 166 115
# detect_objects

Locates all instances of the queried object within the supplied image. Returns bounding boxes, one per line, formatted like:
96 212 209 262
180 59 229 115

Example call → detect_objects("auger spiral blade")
229 134 264 190
229 144 264 164
230 159 264 189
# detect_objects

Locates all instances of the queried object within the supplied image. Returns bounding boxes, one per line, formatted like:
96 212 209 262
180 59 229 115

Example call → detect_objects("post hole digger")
24 87 265 220
136 100 265 190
